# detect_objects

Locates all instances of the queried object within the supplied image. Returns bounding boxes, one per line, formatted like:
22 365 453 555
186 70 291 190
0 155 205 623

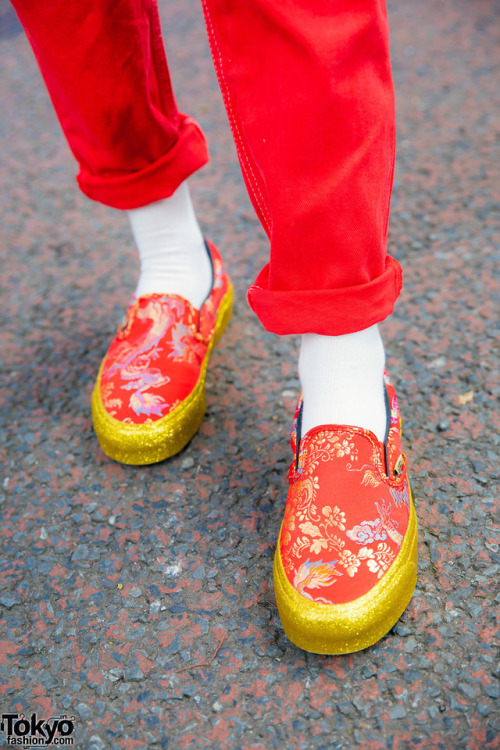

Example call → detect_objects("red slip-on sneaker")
273 372 418 654
91 241 233 465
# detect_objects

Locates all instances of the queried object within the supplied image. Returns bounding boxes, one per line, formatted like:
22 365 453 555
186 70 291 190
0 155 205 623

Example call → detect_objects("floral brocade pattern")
281 373 410 605
99 242 229 425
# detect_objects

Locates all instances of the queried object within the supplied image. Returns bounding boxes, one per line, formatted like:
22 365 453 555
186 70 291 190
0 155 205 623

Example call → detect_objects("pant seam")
200 0 272 233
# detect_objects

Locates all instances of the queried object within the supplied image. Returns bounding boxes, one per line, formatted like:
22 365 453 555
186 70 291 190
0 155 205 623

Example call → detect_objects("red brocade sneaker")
273 372 418 654
92 241 233 465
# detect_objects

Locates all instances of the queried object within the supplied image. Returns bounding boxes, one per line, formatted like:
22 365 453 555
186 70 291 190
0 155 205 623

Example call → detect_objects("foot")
298 325 387 441
92 241 233 464
273 372 418 654
128 181 212 308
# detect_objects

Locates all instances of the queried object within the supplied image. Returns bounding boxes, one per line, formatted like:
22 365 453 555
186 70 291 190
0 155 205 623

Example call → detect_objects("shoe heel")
212 283 234 350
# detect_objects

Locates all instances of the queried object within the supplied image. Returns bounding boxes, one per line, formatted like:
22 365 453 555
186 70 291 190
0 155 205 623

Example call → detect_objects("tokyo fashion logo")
1 713 75 745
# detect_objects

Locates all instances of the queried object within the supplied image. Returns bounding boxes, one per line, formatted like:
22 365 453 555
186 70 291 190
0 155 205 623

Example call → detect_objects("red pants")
12 0 401 335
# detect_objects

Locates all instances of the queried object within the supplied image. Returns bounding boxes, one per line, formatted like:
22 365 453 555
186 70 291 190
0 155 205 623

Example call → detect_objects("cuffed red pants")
12 0 402 335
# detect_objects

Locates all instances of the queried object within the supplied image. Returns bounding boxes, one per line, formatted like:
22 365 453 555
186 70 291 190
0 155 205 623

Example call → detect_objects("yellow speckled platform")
273 490 418 655
91 284 233 465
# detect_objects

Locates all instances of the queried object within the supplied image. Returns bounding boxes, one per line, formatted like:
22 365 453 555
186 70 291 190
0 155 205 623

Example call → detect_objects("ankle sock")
128 182 212 309
298 325 387 442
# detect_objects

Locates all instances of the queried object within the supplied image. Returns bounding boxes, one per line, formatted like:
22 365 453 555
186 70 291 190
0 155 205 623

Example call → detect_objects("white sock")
298 325 387 442
128 182 212 309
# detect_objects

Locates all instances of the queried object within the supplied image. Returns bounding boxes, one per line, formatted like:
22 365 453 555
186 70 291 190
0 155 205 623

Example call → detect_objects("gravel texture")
0 0 499 748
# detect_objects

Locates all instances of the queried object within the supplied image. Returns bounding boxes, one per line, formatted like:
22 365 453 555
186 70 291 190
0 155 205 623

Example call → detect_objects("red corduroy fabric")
12 0 401 335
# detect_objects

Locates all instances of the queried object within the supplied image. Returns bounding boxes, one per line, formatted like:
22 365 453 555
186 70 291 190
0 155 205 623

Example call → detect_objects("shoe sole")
273 487 418 654
91 283 234 465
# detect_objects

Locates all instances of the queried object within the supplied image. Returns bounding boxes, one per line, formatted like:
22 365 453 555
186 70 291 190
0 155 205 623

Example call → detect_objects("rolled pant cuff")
76 116 209 210
247 256 403 336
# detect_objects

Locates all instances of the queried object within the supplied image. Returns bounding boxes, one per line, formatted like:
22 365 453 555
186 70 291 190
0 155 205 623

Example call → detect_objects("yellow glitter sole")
273 490 418 655
91 283 233 465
